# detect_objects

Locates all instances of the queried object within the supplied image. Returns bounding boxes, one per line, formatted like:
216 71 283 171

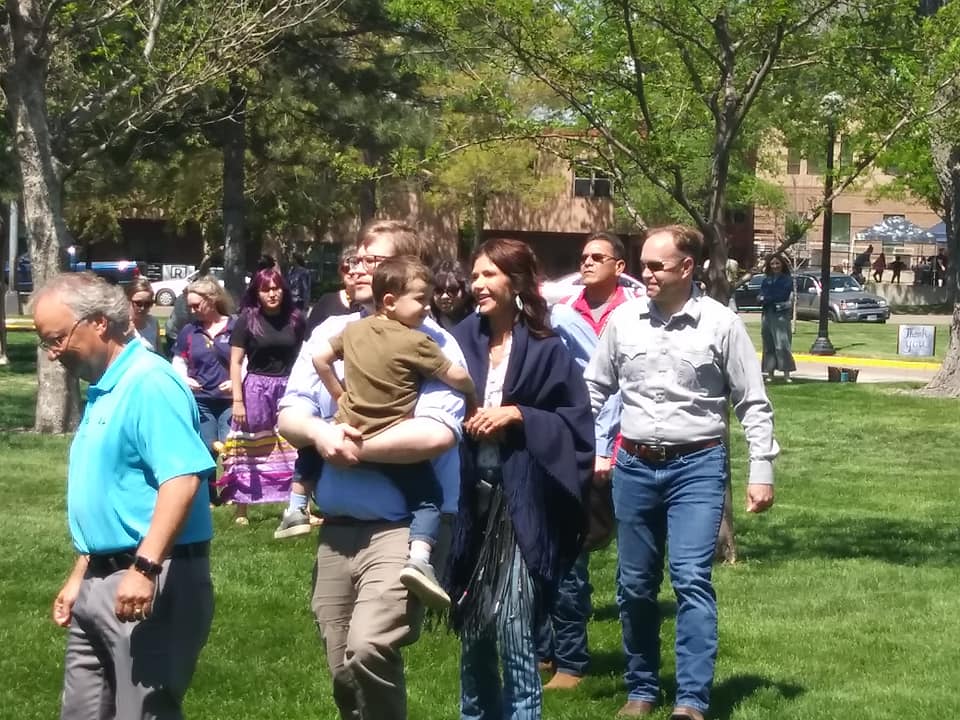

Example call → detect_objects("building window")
831 212 851 250
786 147 801 175
806 151 824 176
839 138 854 170
573 166 612 198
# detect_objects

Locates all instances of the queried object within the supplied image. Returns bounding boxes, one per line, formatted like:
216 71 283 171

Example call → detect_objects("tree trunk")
471 190 485 250
923 82 960 396
3 2 80 432
714 412 737 563
221 77 247 300
358 147 378 224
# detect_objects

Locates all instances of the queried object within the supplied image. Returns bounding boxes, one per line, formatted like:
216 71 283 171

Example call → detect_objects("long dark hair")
239 268 303 338
472 238 553 339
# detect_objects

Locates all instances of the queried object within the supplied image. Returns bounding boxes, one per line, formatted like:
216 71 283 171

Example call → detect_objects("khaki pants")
311 517 451 720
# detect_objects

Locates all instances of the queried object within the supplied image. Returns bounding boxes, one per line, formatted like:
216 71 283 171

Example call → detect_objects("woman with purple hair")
220 268 306 523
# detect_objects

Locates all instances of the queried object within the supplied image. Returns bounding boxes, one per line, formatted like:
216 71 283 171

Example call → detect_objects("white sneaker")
273 507 314 539
399 559 451 610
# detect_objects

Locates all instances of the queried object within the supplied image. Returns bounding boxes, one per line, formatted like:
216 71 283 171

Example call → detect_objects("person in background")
585 225 778 720
757 253 796 384
430 259 473 331
172 277 236 513
34 272 214 720
164 258 213 357
538 231 635 691
935 249 948 287
126 277 160 352
889 255 906 284
221 267 305 520
286 253 312 310
449 238 594 720
306 246 361 335
852 244 872 284
872 252 887 283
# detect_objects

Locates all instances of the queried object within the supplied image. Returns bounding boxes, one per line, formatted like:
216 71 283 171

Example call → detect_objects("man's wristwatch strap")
133 555 164 578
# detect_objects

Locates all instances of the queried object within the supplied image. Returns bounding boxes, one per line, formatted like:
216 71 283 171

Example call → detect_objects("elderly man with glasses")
584 225 778 720
33 272 215 720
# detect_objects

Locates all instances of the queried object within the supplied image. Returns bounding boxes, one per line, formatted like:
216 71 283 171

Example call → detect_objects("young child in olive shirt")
310 257 476 608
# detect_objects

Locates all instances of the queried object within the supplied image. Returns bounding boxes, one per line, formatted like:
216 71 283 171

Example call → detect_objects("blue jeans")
613 444 726 713
376 460 441 547
460 547 541 720
536 552 591 676
196 397 232 452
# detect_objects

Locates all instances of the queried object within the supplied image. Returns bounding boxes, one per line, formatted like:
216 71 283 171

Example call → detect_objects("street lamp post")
810 93 844 356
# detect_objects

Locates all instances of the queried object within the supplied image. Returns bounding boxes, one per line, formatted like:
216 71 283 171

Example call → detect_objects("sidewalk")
780 353 939 384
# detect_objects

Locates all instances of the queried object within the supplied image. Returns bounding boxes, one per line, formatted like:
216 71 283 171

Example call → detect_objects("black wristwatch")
133 555 163 579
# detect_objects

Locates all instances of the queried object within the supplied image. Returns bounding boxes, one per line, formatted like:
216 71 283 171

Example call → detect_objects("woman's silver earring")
514 294 524 311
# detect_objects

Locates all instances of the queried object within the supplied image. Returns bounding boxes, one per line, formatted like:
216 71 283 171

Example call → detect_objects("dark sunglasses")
434 285 462 297
639 260 683 273
132 300 154 309
580 252 617 265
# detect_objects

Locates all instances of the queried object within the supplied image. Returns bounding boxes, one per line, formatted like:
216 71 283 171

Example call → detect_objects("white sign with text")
897 325 936 357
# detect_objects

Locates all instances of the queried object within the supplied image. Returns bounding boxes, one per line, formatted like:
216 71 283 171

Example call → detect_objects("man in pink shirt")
539 230 640 690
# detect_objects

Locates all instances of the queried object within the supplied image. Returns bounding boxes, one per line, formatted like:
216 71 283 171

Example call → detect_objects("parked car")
152 267 227 306
732 274 764 312
4 254 144 293
795 271 890 322
541 271 645 305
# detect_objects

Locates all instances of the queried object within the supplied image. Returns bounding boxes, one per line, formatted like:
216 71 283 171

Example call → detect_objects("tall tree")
0 0 323 432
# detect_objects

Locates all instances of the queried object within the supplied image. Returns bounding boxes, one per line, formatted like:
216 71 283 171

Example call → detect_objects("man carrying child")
277 220 467 720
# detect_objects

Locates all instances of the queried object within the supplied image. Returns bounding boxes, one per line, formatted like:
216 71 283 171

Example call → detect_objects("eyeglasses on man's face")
580 252 617 266
38 316 87 353
357 254 390 271
639 260 684 274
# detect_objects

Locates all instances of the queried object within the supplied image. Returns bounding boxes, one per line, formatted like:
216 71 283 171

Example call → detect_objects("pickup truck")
4 254 146 292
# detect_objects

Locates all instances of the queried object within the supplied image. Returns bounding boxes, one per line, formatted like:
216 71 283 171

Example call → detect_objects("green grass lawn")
2 334 959 718
742 316 948 363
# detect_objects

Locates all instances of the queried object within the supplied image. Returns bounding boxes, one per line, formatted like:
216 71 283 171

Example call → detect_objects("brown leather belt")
620 438 721 463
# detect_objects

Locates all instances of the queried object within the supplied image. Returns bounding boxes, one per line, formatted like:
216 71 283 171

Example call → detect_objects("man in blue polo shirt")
33 272 216 720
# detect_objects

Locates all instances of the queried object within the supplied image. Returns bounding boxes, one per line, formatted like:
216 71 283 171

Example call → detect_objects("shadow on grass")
592 599 676 623
1 334 37 374
743 515 960 566
711 674 805 719
587 650 805 720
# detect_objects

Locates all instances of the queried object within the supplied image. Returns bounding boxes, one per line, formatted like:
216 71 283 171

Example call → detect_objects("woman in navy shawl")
757 253 797 382
449 238 594 720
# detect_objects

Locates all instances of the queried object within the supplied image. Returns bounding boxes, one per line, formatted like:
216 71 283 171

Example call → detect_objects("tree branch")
620 0 654 133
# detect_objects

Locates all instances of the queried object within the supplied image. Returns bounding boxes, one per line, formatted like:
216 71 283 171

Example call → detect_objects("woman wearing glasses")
306 246 361 335
430 259 473 331
172 277 236 510
125 278 160 352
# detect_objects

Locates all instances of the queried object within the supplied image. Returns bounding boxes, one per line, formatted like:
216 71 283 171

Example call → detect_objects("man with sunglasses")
538 231 640 691
584 225 778 720
33 272 215 720
277 219 466 720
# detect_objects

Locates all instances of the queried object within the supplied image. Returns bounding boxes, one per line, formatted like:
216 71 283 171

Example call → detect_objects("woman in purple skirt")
222 266 306 524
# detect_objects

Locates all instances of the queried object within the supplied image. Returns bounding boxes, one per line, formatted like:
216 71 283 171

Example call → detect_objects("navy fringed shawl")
448 314 595 612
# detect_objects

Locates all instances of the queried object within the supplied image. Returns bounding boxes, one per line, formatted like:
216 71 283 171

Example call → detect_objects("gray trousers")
60 556 214 720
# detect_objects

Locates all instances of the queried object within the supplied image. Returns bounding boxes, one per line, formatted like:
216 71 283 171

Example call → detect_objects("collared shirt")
584 290 779 484
173 317 236 398
279 312 466 520
68 340 215 554
566 285 639 336
550 303 621 456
